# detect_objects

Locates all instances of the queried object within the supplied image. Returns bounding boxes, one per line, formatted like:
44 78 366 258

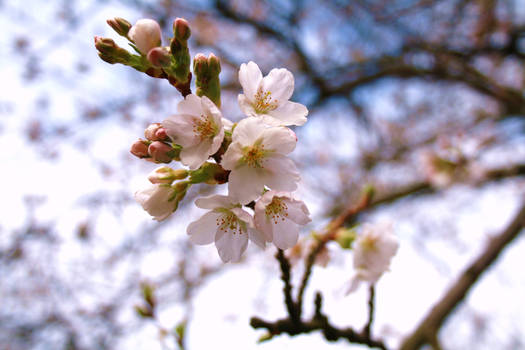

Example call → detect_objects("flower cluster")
96 17 311 262
123 32 311 261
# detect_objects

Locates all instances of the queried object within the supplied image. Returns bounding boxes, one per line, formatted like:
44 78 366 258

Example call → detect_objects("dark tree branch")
400 200 525 350
275 249 299 324
251 292 389 349
363 285 376 338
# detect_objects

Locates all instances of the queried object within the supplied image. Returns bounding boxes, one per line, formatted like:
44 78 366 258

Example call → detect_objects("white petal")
254 206 274 242
162 115 200 147
232 117 266 146
195 194 234 209
180 139 213 170
230 207 254 227
262 154 300 192
215 226 249 262
272 218 299 250
267 101 308 126
261 68 294 102
221 117 234 131
344 275 363 295
228 166 267 204
239 61 262 103
134 184 174 221
256 190 276 208
249 228 267 248
220 142 243 170
201 95 223 121
282 197 311 225
238 94 258 118
210 127 225 156
187 211 221 245
261 126 297 154
177 94 203 116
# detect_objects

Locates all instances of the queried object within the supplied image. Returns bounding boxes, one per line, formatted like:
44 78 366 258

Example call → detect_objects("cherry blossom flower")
254 191 310 249
221 118 300 204
163 94 224 170
238 61 308 126
187 195 267 262
346 223 399 294
134 184 176 221
128 19 162 55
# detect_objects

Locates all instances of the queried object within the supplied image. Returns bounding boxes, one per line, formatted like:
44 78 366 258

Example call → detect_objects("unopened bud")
141 282 156 308
147 47 171 67
144 123 162 140
155 127 168 141
94 36 118 55
173 18 191 42
173 181 189 193
148 141 173 163
107 17 132 37
130 139 150 158
135 305 154 318
193 53 208 76
207 53 221 75
334 227 356 249
148 166 188 184
128 19 162 55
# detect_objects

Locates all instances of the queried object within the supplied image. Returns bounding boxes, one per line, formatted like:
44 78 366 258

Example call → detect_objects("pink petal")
272 218 299 250
228 166 267 204
220 142 243 170
180 139 213 170
177 94 203 115
195 194 233 209
232 117 266 146
187 211 221 244
215 226 249 262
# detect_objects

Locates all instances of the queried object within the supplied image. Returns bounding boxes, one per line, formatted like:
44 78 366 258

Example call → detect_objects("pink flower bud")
155 127 168 141
106 17 132 37
148 141 173 163
173 18 191 42
130 139 150 158
128 19 162 55
147 47 171 67
193 53 208 75
207 53 221 75
144 123 162 140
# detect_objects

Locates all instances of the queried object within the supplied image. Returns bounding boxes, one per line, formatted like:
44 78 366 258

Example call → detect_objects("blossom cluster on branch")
96 17 312 262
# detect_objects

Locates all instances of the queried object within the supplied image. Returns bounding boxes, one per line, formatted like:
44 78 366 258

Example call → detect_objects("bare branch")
400 201 525 350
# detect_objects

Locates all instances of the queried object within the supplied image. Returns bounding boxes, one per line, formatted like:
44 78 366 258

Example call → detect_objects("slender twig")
296 188 375 315
363 285 376 338
400 201 525 350
275 249 299 323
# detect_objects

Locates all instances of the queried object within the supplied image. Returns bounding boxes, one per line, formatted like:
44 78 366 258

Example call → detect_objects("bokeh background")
1 0 525 349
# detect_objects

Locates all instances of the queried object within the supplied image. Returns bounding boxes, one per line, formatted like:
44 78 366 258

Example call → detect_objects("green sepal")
189 162 229 184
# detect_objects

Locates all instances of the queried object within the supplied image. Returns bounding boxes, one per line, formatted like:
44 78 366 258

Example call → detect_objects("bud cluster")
95 17 193 96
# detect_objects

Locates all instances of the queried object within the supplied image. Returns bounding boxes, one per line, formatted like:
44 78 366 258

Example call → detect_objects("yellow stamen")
241 144 267 168
265 197 289 225
216 212 245 235
253 86 279 113
193 115 217 140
